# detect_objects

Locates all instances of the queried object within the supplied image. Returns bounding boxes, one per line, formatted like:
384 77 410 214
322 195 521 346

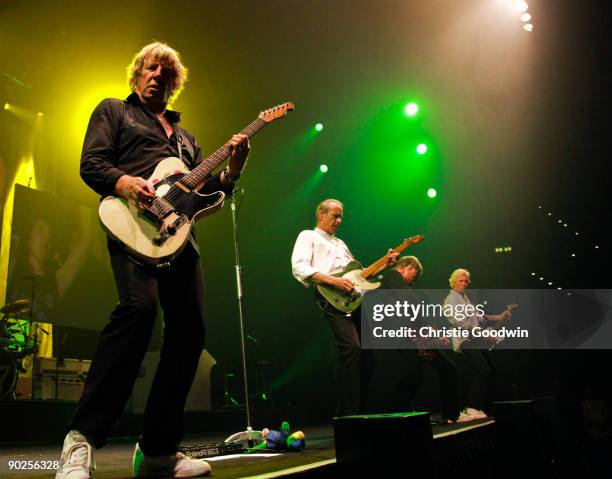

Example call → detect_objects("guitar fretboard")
143 101 294 220
181 118 267 190
360 237 423 279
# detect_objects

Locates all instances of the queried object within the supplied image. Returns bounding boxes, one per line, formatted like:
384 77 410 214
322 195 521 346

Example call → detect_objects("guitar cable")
233 187 246 218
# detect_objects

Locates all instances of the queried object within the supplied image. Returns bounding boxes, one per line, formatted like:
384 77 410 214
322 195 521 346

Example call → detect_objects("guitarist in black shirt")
367 256 469 423
56 42 249 479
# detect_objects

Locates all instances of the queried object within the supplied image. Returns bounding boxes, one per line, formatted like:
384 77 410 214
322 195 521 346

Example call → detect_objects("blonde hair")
126 42 188 103
449 268 470 288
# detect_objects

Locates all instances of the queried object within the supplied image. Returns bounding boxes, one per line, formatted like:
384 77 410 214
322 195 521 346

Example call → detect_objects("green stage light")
416 143 428 155
320 164 328 173
404 102 419 117
427 188 437 198
315 123 324 132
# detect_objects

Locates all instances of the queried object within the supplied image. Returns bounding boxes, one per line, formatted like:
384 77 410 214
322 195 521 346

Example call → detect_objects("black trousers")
70 242 205 454
454 349 493 412
324 308 372 417
430 350 460 421
367 349 460 421
367 349 421 414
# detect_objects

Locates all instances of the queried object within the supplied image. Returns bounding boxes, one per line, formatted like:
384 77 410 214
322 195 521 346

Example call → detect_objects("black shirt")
380 268 412 290
380 268 422 322
80 92 228 198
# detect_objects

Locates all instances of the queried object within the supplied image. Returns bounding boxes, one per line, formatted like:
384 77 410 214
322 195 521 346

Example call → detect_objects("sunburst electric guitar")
316 235 425 314
99 102 294 265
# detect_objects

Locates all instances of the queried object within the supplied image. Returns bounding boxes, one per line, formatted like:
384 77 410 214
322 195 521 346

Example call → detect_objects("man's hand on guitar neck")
311 272 355 293
220 134 250 186
385 249 400 265
114 174 155 211
371 249 400 276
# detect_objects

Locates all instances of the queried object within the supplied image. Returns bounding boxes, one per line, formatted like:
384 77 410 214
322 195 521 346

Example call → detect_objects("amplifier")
130 350 215 413
36 357 91 378
34 358 91 401
37 376 85 401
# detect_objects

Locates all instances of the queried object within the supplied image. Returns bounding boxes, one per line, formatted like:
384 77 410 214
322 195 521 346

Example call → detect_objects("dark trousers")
430 350 460 421
367 349 460 421
454 349 493 412
70 243 205 454
325 309 371 416
367 349 421 414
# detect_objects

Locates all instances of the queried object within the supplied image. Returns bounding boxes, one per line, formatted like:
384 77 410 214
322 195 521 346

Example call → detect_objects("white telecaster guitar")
99 102 294 266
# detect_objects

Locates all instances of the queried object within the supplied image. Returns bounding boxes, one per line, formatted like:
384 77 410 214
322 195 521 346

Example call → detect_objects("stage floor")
0 424 335 479
0 419 498 478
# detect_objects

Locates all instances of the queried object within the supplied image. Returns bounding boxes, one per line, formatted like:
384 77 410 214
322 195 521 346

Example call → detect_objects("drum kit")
0 299 40 399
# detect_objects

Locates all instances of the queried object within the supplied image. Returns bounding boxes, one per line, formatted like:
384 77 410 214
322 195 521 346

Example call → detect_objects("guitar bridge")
153 215 188 246
143 207 164 225
143 198 175 225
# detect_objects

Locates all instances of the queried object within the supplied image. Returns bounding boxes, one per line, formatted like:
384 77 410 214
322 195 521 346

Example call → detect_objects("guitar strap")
176 129 196 167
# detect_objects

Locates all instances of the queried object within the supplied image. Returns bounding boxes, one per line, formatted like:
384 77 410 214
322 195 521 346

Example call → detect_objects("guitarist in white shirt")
291 199 398 416
443 268 513 420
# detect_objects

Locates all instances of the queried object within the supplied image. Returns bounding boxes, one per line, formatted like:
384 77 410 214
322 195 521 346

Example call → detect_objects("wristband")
223 166 240 183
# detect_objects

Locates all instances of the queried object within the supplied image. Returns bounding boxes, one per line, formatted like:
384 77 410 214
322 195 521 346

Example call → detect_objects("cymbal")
0 299 31 315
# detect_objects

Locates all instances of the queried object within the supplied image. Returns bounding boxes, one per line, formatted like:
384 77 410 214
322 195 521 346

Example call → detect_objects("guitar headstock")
259 102 295 123
393 235 425 254
404 235 425 246
506 303 519 312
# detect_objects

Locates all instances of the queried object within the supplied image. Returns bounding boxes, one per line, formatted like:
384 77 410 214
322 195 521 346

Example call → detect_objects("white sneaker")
465 407 488 419
447 412 474 424
132 443 211 478
56 431 95 479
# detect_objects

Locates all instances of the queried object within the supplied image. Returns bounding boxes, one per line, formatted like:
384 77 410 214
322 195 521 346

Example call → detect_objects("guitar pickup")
153 215 188 246
143 207 164 225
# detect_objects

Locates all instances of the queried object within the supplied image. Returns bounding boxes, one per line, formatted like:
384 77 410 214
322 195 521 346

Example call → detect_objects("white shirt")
444 289 502 350
443 290 486 330
291 228 355 287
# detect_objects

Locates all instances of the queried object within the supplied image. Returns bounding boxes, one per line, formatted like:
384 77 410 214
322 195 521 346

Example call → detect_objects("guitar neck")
180 117 267 190
360 241 413 280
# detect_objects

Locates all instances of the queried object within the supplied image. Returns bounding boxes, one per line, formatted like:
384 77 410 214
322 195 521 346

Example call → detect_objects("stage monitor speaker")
492 399 557 475
130 349 216 414
333 412 433 473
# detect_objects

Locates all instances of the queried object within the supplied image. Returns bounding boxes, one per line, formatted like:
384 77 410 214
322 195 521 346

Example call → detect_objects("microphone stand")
28 277 40 400
224 189 263 448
